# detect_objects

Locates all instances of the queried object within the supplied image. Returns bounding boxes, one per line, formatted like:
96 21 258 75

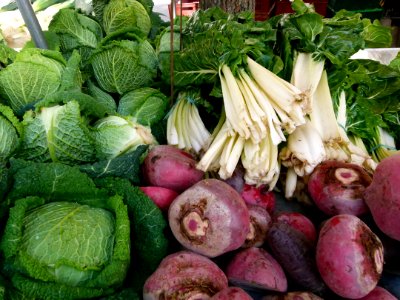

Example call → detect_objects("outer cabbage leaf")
94 176 169 291
103 0 151 37
17 101 95 164
48 8 103 64
38 90 114 119
86 80 117 113
7 159 106 204
90 39 158 94
0 104 21 162
0 48 66 116
79 144 148 184
117 87 168 126
91 115 156 160
0 44 16 69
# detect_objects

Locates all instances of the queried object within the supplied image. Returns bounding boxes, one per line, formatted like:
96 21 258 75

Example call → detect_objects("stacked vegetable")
0 0 400 299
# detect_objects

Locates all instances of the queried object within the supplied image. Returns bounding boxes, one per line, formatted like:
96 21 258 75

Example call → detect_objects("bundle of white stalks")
195 56 311 189
281 52 377 198
167 95 211 154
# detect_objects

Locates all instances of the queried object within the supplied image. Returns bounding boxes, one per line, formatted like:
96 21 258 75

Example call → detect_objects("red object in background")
274 0 329 16
255 0 329 21
169 1 199 17
255 0 276 20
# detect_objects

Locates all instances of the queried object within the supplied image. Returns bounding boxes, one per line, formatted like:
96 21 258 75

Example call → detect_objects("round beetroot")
316 214 384 299
308 160 372 216
364 153 400 241
274 212 317 244
210 287 253 300
142 145 204 192
168 179 250 257
143 250 228 299
226 247 287 292
242 204 271 248
358 286 397 300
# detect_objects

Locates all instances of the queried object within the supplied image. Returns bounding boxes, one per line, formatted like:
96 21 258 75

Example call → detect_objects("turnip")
168 178 250 257
142 145 204 192
210 287 253 300
308 160 372 216
357 286 397 300
225 247 287 293
316 214 384 299
364 153 400 241
242 204 271 248
139 186 179 211
274 212 317 244
143 250 228 299
266 220 325 294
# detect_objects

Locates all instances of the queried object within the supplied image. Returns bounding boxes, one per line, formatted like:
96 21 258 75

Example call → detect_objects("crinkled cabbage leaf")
1 160 131 299
91 115 156 160
117 87 168 126
17 101 95 164
103 0 151 37
0 48 66 116
90 38 158 94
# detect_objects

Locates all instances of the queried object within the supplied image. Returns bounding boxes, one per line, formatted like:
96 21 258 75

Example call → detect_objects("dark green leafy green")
328 58 400 150
94 176 169 290
79 144 148 184
0 44 16 69
86 79 117 113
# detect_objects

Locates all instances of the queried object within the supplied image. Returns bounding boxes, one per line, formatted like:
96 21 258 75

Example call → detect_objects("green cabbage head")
0 48 66 116
0 194 130 300
90 38 158 95
92 115 157 160
18 101 95 164
103 0 151 37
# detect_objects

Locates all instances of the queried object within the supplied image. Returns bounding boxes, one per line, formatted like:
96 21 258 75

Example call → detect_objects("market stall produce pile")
0 0 400 299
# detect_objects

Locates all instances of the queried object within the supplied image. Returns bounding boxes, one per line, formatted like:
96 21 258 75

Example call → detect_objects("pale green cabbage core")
19 202 115 286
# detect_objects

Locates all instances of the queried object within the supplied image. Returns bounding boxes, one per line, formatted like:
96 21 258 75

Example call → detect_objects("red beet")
316 214 384 299
364 153 400 241
241 184 276 214
168 179 250 257
242 204 271 248
226 247 287 293
143 250 228 299
274 212 317 244
308 160 372 216
142 145 204 192
357 286 397 300
266 220 325 294
210 287 253 300
139 186 179 211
